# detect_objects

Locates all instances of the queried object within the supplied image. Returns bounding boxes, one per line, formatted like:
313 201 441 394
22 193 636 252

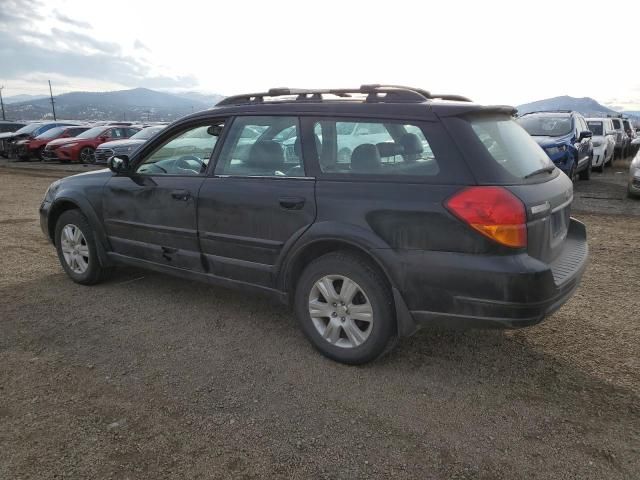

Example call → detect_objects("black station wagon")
40 85 588 364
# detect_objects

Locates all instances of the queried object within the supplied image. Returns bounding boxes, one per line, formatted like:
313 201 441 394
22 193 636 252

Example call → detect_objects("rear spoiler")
435 104 518 117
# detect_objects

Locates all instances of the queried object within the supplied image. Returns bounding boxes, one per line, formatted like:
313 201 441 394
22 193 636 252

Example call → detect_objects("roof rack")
216 85 472 107
520 110 574 115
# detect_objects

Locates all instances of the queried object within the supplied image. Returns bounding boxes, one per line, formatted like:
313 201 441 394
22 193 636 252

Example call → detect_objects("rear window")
470 115 553 179
587 121 603 136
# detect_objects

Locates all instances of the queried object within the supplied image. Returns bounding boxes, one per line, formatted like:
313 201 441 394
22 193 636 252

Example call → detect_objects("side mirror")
108 155 130 174
606 130 616 136
579 131 592 141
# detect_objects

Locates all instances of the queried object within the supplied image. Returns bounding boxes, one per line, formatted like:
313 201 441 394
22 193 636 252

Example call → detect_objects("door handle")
279 196 305 210
171 189 191 201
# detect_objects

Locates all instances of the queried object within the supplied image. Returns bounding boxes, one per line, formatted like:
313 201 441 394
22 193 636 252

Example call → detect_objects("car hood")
47 137 84 147
532 135 570 148
97 139 145 149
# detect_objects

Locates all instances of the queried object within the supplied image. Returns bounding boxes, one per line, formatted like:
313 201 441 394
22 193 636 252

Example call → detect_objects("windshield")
131 126 165 140
517 115 572 137
13 123 43 135
471 115 554 179
76 127 106 139
35 127 65 139
587 121 603 136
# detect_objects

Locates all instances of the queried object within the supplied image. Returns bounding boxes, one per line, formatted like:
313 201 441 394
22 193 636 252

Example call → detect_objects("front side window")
315 119 439 176
136 123 223 176
612 119 621 129
215 116 303 177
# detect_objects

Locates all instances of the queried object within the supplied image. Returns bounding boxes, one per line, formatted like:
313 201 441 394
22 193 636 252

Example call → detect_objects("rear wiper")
524 165 555 179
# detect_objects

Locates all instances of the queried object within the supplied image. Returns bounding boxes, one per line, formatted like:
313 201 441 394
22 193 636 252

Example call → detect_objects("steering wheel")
175 155 204 172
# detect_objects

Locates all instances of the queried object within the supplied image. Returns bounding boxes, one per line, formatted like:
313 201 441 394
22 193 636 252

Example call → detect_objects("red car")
45 125 140 163
17 125 91 161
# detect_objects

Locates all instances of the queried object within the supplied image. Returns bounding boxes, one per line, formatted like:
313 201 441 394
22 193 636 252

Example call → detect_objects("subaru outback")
40 85 588 364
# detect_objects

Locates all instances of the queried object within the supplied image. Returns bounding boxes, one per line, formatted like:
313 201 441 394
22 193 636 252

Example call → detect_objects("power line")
48 80 57 121
0 86 5 121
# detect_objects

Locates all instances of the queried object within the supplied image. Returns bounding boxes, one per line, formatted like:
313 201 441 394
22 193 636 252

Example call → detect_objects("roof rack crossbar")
216 85 472 107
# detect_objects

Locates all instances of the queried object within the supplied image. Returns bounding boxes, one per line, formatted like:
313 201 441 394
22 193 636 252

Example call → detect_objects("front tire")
294 252 397 364
579 158 591 180
79 147 95 164
55 210 108 285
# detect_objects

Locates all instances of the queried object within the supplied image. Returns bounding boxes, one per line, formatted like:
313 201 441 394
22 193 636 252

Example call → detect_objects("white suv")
586 118 616 171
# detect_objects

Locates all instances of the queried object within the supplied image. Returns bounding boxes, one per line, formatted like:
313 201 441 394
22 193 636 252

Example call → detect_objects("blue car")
517 111 593 181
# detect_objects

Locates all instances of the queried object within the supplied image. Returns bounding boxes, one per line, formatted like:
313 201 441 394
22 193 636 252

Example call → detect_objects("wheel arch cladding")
48 196 112 266
280 239 419 337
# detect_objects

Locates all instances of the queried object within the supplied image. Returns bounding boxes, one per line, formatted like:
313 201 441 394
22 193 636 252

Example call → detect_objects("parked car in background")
623 119 637 154
44 124 140 163
517 111 593 181
610 117 629 158
586 117 616 171
94 125 167 164
628 149 640 198
16 125 91 161
5 122 78 160
39 85 588 364
0 121 27 157
0 122 41 158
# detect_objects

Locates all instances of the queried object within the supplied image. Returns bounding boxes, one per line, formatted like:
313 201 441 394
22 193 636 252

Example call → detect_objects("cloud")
0 0 198 91
53 10 91 29
134 39 150 52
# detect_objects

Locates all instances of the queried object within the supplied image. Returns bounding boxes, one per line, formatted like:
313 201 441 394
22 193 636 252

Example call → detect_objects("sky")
1 0 639 109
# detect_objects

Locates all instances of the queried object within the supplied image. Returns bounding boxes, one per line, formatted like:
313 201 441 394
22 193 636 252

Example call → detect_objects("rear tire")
294 252 397 365
54 210 108 285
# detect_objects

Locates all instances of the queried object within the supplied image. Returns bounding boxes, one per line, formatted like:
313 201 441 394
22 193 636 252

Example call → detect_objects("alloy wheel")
308 275 373 348
60 224 89 274
80 148 95 164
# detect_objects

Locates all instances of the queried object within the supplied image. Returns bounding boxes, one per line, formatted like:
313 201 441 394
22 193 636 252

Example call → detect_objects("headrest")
399 133 423 156
376 142 403 158
247 140 284 170
351 144 381 173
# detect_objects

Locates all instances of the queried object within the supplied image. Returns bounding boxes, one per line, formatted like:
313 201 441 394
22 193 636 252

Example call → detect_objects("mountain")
173 91 224 106
516 96 617 116
3 94 48 104
4 87 224 121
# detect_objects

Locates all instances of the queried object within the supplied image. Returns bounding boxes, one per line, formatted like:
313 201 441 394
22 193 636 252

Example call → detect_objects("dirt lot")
1 162 639 479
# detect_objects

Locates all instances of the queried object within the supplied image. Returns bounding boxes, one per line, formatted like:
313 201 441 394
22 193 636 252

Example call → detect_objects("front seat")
399 133 423 162
245 140 285 175
350 144 381 173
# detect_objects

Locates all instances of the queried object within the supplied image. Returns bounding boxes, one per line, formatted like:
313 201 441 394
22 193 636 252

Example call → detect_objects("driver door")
102 121 223 271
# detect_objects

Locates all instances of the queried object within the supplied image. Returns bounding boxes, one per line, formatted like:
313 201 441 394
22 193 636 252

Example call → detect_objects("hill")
516 96 617 116
4 87 223 121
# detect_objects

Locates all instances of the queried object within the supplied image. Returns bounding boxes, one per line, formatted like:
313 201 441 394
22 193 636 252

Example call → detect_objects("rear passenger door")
197 116 316 288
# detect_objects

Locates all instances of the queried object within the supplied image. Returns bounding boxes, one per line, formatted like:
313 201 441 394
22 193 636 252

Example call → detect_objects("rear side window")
470 115 553 179
312 119 439 176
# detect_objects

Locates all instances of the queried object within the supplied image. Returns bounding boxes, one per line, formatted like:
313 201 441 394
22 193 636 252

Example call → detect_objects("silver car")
629 149 640 198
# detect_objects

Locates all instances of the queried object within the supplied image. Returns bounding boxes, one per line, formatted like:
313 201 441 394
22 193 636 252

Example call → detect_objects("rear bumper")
391 218 588 332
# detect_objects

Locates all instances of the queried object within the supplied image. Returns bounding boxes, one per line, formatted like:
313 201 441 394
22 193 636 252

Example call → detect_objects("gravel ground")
0 164 639 479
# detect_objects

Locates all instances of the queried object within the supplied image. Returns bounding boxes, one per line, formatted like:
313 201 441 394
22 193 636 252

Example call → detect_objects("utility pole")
0 86 6 121
48 80 57 120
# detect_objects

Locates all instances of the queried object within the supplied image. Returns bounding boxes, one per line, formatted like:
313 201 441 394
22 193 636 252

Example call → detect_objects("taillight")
445 186 527 248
